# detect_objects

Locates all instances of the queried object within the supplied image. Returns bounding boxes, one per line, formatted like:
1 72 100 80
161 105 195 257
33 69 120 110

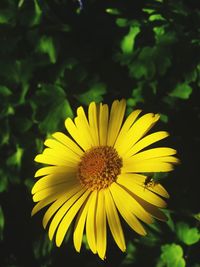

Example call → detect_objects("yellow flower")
31 99 179 259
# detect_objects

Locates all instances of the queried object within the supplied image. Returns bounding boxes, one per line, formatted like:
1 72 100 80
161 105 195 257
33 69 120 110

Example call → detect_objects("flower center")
78 146 122 191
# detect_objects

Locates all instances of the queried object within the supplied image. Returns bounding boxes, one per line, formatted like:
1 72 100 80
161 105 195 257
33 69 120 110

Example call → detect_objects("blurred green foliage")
0 0 200 266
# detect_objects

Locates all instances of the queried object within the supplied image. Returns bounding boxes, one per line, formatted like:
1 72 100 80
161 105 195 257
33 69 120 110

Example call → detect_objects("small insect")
143 176 156 190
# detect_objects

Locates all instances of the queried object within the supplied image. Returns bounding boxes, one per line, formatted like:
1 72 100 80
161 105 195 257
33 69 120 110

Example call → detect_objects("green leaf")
37 36 57 64
0 171 8 193
176 222 200 245
121 242 136 265
149 14 165 22
77 83 106 105
106 8 121 15
0 85 12 96
158 243 186 267
121 25 140 54
0 206 5 241
6 146 24 169
170 83 193 99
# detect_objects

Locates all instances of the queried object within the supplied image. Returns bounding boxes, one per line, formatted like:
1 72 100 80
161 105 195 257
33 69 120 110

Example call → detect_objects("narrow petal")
96 190 107 260
128 147 177 161
88 102 99 146
86 190 98 254
114 109 142 149
48 188 86 240
110 182 153 224
33 183 73 202
42 184 82 228
116 113 160 156
75 106 96 146
104 188 126 252
124 131 169 158
110 184 147 235
52 132 84 156
117 175 167 208
56 190 91 247
44 138 81 162
32 173 76 194
107 99 126 146
73 194 93 252
65 118 92 151
122 159 175 173
99 103 109 146
34 166 76 178
31 190 66 216
132 194 168 221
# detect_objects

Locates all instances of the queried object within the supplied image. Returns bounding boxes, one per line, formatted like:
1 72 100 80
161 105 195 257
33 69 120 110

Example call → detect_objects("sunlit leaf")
37 36 57 64
6 146 24 169
149 14 165 22
121 25 140 54
158 243 186 267
170 83 193 100
176 222 200 245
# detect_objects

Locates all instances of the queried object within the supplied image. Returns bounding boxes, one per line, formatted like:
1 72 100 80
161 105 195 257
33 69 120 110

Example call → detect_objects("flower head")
32 99 179 259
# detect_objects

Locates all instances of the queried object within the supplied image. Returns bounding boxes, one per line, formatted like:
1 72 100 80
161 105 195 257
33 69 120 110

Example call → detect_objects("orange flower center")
78 146 122 191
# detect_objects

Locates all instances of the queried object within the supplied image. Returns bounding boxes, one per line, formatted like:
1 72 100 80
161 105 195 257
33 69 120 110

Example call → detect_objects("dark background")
0 0 200 266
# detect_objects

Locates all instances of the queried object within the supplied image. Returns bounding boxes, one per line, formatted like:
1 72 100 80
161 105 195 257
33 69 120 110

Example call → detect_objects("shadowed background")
0 0 200 266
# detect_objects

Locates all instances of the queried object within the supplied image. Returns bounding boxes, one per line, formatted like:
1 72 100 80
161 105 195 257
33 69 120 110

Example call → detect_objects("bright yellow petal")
128 147 177 161
116 113 160 156
52 132 83 156
110 184 147 235
104 188 126 252
88 102 99 146
133 194 168 221
122 159 175 173
107 99 126 146
86 190 98 254
44 138 81 162
73 194 93 252
96 190 107 260
32 172 76 194
117 175 167 208
110 182 153 224
34 166 76 178
48 188 86 240
65 118 91 151
114 109 142 149
31 190 66 216
124 131 169 158
99 103 109 146
56 190 90 247
42 184 82 228
33 183 73 202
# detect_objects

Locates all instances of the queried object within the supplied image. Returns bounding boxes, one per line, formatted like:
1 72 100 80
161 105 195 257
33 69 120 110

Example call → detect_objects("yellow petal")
116 113 160 156
88 102 99 146
32 173 76 194
86 190 98 254
31 190 66 216
110 182 153 224
117 175 167 208
33 183 72 202
110 184 147 235
42 184 82 228
114 109 142 149
104 188 126 252
56 190 90 247
73 194 93 252
107 99 126 146
48 188 86 241
122 159 175 173
52 132 83 156
128 147 177 161
124 131 169 157
34 166 76 178
99 103 109 146
44 138 81 162
96 190 107 260
65 118 91 151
